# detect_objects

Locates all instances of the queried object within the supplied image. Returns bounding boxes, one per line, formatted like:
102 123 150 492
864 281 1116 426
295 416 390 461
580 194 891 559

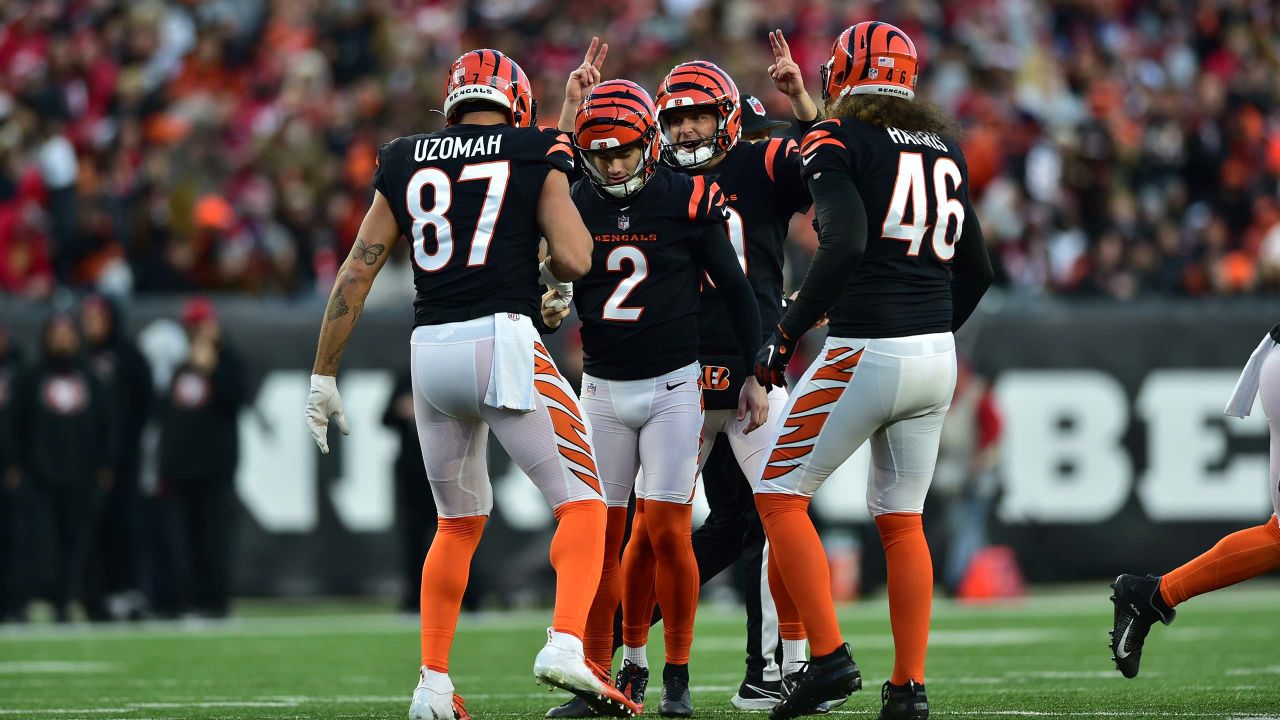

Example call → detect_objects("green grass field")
3 584 1280 719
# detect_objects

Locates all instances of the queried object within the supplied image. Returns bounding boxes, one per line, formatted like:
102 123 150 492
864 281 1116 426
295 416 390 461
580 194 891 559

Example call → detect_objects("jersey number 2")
602 246 648 321
882 152 964 261
406 161 511 272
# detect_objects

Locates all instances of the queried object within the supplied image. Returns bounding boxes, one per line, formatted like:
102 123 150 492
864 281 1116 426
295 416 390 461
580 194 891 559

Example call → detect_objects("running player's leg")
1158 343 1280 608
411 337 494 676
865 347 957 688
485 342 608 640
634 365 702 715
578 375 642 671
755 341 880 656
484 342 636 716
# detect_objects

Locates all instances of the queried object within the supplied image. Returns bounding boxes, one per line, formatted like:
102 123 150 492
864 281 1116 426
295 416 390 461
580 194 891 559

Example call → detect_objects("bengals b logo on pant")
700 365 730 391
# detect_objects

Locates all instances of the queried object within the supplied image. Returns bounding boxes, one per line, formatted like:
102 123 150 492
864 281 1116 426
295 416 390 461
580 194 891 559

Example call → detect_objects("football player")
650 32 820 711
542 79 766 717
1109 324 1280 678
304 49 637 720
752 22 992 720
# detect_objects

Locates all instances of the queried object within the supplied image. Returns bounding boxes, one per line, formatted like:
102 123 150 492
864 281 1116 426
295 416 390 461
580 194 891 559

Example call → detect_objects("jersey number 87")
406 161 512 272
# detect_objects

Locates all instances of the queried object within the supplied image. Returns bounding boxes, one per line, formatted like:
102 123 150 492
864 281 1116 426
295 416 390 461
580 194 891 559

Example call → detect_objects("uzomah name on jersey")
413 134 503 162
884 126 949 152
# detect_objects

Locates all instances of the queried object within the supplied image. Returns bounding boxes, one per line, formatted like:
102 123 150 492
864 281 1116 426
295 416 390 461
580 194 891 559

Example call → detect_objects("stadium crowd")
0 0 1278 303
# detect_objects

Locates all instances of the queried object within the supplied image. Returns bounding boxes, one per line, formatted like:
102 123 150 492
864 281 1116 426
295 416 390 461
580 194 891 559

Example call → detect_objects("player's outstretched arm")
768 29 818 123
306 190 399 453
755 168 866 390
949 209 993 331
557 37 608 132
537 170 592 281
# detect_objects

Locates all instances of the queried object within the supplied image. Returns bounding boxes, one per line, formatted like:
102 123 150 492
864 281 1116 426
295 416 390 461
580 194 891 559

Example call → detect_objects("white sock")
782 638 808 675
549 630 585 655
623 644 648 669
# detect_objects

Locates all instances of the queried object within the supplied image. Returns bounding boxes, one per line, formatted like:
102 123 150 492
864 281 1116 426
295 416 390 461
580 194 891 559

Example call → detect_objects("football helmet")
820 22 919 103
574 80 661 199
443 49 537 127
654 60 741 169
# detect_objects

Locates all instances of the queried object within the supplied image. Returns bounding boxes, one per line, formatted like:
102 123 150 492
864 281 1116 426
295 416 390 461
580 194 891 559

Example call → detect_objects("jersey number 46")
881 152 964 261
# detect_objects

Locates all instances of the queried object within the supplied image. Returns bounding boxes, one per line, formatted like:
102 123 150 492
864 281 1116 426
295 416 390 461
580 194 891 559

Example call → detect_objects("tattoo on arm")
351 239 386 266
327 290 351 322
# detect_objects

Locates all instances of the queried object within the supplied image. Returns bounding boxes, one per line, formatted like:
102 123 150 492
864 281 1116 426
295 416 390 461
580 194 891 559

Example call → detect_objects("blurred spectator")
79 294 153 621
0 1 1275 300
153 297 246 618
928 358 1003 595
0 325 24 621
8 313 115 623
381 370 438 614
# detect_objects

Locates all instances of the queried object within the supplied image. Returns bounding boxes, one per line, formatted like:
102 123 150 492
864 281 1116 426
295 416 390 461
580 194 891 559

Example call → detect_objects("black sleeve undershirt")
949 209 994 332
778 169 867 340
697 223 763 370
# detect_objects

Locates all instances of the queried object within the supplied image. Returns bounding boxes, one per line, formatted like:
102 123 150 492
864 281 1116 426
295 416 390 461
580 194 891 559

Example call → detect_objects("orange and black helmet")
821 22 919 103
654 60 741 168
574 80 660 199
443 49 537 128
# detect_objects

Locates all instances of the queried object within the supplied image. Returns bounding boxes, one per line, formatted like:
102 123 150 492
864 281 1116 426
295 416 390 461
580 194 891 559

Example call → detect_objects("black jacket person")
10 313 115 621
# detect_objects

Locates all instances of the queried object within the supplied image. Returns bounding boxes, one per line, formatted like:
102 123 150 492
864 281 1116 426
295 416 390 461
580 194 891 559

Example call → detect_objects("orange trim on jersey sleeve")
764 138 784 182
688 175 707 221
802 138 847 156
548 142 572 156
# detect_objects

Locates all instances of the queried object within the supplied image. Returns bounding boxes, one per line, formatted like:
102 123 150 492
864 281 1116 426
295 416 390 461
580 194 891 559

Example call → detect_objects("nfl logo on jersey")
584 381 597 398
617 215 630 230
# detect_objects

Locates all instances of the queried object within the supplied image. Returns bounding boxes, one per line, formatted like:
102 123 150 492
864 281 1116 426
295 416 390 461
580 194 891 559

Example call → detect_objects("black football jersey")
372 124 575 326
684 137 811 409
571 166 729 381
800 117 977 338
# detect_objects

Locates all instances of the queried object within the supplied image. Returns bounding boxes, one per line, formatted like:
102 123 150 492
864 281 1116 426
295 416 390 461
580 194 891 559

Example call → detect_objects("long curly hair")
827 95 963 141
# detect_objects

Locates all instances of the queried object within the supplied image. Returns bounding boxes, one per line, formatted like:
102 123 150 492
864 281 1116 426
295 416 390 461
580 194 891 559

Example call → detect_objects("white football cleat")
534 628 638 718
409 667 469 720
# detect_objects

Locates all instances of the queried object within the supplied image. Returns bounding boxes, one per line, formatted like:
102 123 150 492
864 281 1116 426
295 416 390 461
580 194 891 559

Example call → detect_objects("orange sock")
420 515 486 671
550 499 608 640
621 499 656 649
768 545 805 642
1159 515 1280 608
875 512 933 685
584 507 628 669
644 501 699 664
755 493 843 655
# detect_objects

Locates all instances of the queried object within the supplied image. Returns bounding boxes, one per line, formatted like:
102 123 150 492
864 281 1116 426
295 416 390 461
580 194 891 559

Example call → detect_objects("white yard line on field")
0 661 117 674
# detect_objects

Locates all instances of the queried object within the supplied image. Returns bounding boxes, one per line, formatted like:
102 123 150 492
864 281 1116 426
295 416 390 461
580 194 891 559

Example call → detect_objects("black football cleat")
879 680 928 719
546 696 600 718
1109 574 1176 679
771 645 861 720
615 660 649 714
657 663 693 717
732 674 783 710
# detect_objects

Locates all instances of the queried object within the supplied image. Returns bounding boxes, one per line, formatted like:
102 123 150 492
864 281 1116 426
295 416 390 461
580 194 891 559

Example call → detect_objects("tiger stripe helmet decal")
655 60 742 168
574 80 661 199
443 49 537 128
821 22 919 102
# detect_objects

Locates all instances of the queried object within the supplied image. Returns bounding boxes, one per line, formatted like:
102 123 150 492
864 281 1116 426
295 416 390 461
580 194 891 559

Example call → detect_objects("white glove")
305 374 349 454
539 258 573 310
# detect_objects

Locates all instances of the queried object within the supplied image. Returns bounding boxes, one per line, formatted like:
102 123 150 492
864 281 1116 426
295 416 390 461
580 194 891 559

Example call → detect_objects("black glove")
754 326 798 390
